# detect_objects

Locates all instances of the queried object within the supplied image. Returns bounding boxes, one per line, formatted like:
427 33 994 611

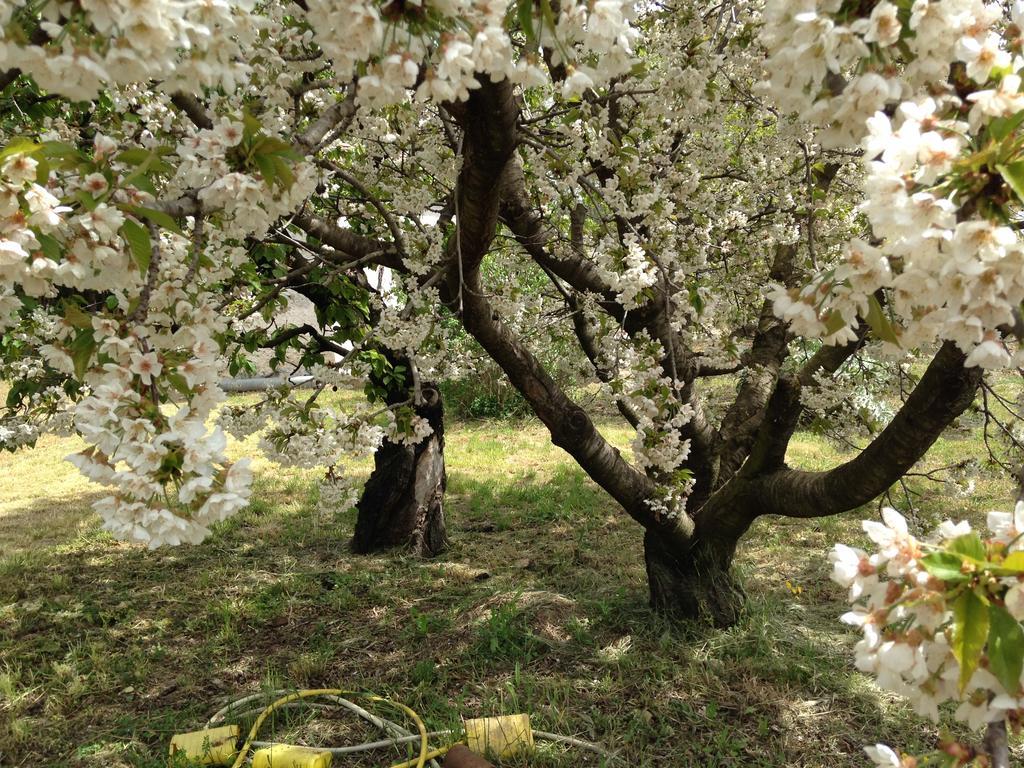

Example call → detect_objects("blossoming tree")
1 0 1022 626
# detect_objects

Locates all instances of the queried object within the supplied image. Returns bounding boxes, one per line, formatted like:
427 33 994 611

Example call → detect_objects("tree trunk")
351 386 448 557
643 528 745 627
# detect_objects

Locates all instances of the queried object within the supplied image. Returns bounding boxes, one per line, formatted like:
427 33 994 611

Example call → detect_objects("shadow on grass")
0 462 939 767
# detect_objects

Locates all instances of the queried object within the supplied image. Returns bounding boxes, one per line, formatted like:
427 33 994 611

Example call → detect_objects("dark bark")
712 244 797 484
644 528 745 627
170 92 214 130
352 385 448 557
751 341 983 519
640 340 982 625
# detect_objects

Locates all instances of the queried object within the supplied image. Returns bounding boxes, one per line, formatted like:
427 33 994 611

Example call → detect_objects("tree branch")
297 86 358 152
170 91 214 130
291 212 405 270
713 243 797 482
751 342 982 519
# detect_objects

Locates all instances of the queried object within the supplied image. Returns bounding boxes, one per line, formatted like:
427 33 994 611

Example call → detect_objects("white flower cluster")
306 0 640 107
384 408 435 446
602 337 694 477
315 473 361 517
764 1 1024 369
0 416 38 451
259 406 386 470
0 1 259 101
0 121 326 547
832 505 1024 766
761 0 1007 148
598 236 660 311
799 352 897 434
219 401 272 442
173 119 318 240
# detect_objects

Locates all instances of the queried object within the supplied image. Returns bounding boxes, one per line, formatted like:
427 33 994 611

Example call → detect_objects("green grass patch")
0 397 1018 766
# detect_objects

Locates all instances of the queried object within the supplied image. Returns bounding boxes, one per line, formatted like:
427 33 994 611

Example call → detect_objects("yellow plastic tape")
251 745 332 768
464 714 534 758
168 724 240 766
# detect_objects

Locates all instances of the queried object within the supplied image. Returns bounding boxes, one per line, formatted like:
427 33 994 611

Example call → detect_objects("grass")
0 395 1019 767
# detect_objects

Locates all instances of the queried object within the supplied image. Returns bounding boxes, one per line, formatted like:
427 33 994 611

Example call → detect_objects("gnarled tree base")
351 387 448 558
644 530 745 627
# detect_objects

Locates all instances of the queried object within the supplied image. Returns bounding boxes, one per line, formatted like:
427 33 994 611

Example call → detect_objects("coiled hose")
206 688 616 766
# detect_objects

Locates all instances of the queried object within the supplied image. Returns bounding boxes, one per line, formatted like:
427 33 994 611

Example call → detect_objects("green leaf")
270 156 295 189
1002 552 1024 572
36 233 62 261
0 138 41 162
989 111 1024 142
121 219 152 275
76 190 98 211
920 551 969 582
62 303 93 330
822 310 848 336
34 156 50 185
254 136 293 156
253 153 277 187
517 0 535 43
68 331 98 379
5 380 29 409
242 111 262 141
865 294 900 346
988 604 1024 695
164 371 191 396
951 589 990 692
116 148 156 166
950 532 988 562
538 0 557 36
129 206 183 235
124 170 158 196
997 162 1024 204
39 141 85 166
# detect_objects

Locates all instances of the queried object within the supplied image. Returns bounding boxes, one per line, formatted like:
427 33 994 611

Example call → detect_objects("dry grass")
0 394 1019 767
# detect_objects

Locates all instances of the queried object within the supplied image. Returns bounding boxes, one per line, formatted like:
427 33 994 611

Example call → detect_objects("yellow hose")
229 689 431 768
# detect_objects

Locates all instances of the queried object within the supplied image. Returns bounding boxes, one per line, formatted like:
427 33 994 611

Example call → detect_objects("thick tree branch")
740 319 871 478
443 79 519 275
170 91 213 130
319 159 407 258
297 86 358 152
713 244 797 482
695 359 743 377
453 266 693 545
797 319 870 386
434 79 694 544
291 212 405 270
500 156 715 500
260 322 349 357
751 342 982 519
499 162 617 299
